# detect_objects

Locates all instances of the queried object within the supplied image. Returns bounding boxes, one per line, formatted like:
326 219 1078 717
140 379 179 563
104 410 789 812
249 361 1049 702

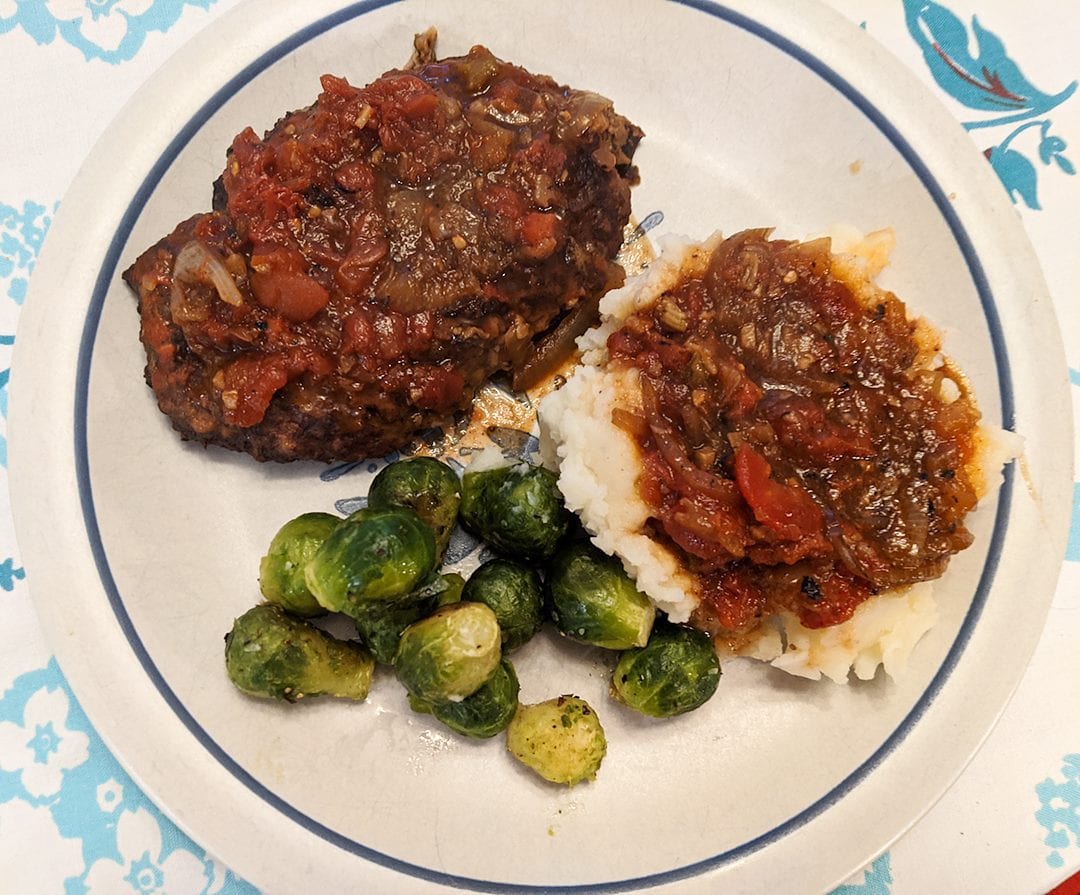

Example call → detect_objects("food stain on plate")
406 727 458 777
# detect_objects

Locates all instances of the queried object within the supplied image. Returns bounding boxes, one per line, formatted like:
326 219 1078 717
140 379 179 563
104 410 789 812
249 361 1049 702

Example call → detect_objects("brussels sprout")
395 602 502 703
461 559 543 651
407 692 434 714
352 590 434 666
305 508 437 617
611 623 721 717
431 659 520 738
353 573 465 665
368 457 462 560
460 461 571 561
258 512 340 617
435 572 466 607
224 604 374 702
546 542 655 650
506 695 606 786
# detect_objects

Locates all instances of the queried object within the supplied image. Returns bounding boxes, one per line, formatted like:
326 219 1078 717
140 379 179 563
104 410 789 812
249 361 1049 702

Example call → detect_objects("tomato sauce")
607 230 981 633
125 45 641 462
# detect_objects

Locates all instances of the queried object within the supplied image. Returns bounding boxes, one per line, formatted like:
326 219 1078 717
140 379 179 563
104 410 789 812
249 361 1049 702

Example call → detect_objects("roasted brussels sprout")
395 602 502 703
611 623 721 717
368 457 462 560
353 573 465 665
305 508 437 617
506 695 606 785
435 572 465 607
258 512 340 617
224 604 374 702
547 542 655 650
460 460 571 561
461 559 543 651
352 590 433 666
407 691 433 714
430 658 520 738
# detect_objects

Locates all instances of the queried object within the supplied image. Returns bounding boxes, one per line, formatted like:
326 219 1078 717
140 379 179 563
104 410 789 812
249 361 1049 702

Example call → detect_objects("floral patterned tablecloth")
1 2 1077 893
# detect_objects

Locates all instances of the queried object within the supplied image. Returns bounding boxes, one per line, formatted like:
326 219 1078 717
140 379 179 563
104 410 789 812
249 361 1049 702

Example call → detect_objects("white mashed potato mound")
539 363 701 622
739 583 939 683
539 229 1019 683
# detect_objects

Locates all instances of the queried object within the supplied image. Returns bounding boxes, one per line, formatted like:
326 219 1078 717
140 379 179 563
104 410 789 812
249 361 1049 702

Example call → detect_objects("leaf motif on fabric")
828 852 894 894
903 1 1077 209
904 0 1076 115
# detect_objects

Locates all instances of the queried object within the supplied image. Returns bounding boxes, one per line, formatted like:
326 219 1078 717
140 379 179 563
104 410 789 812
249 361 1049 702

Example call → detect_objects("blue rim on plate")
72 1 1015 891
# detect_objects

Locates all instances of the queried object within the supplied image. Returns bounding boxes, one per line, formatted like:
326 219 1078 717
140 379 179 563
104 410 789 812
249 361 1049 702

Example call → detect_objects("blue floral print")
1036 755 1080 869
0 200 53 305
0 0 216 64
0 660 257 894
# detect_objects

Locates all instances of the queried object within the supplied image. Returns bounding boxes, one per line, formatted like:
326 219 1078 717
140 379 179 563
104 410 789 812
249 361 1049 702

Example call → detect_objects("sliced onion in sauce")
169 280 210 324
511 296 600 392
173 240 244 307
825 520 869 581
641 377 736 503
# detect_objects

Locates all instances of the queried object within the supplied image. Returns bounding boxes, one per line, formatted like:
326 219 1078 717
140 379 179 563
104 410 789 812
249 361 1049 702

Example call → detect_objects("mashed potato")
540 230 1020 683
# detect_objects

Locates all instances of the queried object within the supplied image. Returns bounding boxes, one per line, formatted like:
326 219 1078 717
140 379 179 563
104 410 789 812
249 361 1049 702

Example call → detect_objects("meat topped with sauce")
124 42 642 462
605 230 982 637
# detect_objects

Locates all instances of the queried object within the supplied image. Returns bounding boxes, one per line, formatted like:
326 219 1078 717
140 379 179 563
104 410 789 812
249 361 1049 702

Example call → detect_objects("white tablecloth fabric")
1 1 1076 892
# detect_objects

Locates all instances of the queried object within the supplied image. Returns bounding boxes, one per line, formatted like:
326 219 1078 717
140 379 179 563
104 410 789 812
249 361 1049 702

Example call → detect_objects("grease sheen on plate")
7 1 1070 893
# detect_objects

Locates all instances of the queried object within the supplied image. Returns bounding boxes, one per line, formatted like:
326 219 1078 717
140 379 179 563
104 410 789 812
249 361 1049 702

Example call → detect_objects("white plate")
9 0 1073 892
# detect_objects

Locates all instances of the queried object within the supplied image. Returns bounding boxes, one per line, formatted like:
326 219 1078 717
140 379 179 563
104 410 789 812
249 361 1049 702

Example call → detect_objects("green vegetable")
395 602 502 703
611 623 721 717
305 507 436 617
351 589 434 666
258 512 340 616
546 542 655 650
460 460 571 561
368 457 462 560
430 659 519 738
435 572 465 607
505 695 606 785
224 604 374 702
407 692 433 714
353 573 466 665
461 559 544 651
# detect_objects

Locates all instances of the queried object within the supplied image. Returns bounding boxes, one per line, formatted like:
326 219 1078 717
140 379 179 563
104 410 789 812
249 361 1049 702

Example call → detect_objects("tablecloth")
1 1 1077 892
